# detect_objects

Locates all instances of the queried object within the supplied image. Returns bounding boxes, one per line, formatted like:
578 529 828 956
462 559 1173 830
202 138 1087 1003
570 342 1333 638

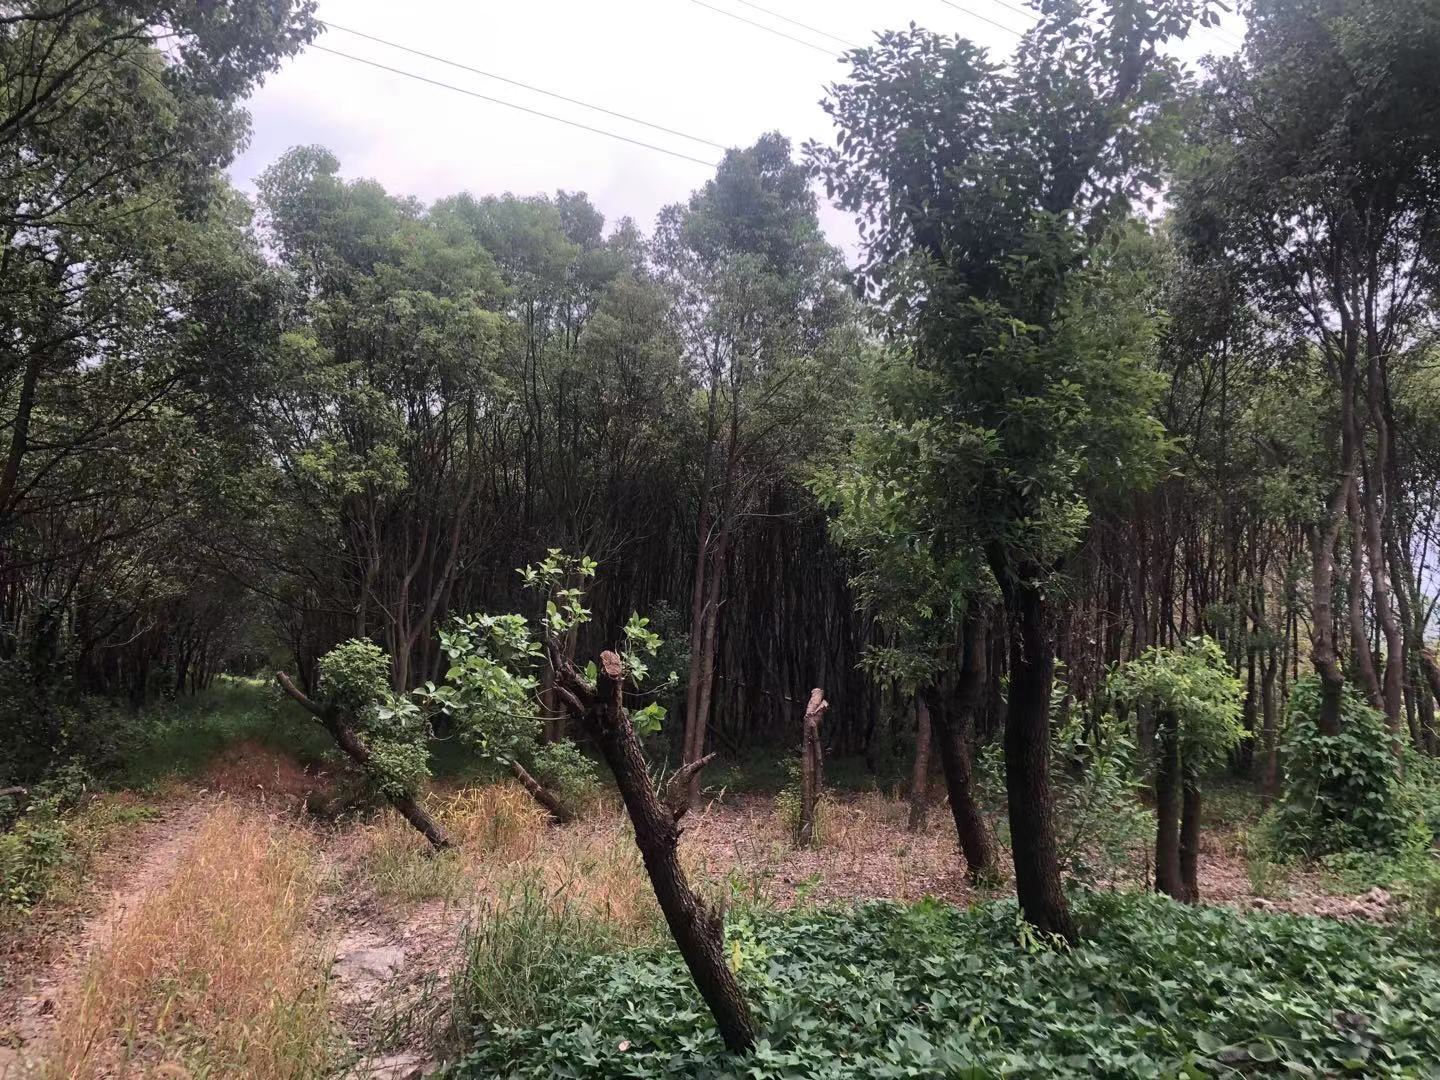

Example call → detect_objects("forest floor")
0 744 1401 1079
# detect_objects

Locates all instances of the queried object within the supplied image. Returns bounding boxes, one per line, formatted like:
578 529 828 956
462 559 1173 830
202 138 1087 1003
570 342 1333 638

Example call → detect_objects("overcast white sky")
230 0 1246 261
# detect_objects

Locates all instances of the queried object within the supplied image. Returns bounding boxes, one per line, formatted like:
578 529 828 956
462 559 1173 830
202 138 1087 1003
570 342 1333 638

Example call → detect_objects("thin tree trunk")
797 687 827 847
275 671 452 850
1153 708 1183 900
508 759 575 824
1179 762 1201 904
928 613 995 884
547 644 756 1054
907 694 933 833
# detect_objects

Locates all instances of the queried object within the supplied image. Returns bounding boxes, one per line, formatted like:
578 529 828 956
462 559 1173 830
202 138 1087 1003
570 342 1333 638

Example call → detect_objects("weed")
43 802 332 1079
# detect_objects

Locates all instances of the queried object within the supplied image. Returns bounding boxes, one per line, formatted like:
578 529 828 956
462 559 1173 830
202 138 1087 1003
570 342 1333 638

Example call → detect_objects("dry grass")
42 802 332 1079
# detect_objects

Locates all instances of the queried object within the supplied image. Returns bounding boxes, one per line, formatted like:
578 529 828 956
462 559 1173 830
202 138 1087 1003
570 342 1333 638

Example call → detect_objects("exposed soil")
0 767 1404 1079
0 796 213 1077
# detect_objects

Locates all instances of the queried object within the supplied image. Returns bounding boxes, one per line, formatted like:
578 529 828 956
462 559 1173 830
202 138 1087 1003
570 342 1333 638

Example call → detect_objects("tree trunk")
1179 762 1202 904
508 759 575 824
797 687 828 847
907 694 933 833
1259 648 1280 807
928 612 995 884
275 671 452 850
998 569 1075 941
548 644 756 1054
1153 708 1183 901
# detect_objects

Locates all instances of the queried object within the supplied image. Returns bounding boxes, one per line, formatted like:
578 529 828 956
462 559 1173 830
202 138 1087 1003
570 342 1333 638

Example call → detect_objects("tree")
810 2 1212 938
1174 0 1440 738
1108 637 1244 901
653 133 857 799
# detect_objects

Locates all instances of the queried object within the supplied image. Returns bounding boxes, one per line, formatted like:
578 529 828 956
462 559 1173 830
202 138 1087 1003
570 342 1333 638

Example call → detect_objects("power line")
309 44 721 169
726 0 861 51
687 0 840 57
320 20 729 152
936 0 1026 38
943 0 1243 53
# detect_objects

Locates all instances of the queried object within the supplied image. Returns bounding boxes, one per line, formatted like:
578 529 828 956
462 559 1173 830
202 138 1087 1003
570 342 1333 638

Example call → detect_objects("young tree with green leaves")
810 0 1215 939
1108 637 1244 901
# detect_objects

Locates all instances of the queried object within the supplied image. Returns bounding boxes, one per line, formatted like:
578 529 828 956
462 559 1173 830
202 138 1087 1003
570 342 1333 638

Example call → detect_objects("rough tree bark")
928 613 995 884
797 688 828 848
275 671 452 850
1153 708 1183 901
997 567 1076 941
546 643 757 1054
907 694 933 833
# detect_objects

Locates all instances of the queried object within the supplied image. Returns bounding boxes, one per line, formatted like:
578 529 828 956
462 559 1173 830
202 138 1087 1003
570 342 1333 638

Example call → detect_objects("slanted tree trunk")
276 671 452 850
928 613 995 884
797 688 828 847
1153 707 1183 901
508 759 575 824
547 643 756 1054
907 694 933 833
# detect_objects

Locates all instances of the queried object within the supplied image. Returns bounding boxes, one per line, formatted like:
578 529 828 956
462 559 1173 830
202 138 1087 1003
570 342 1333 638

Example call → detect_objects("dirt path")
0 797 213 1078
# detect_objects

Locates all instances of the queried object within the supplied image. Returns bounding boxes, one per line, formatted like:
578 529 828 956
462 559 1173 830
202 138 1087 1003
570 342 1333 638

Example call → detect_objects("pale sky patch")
231 0 1245 261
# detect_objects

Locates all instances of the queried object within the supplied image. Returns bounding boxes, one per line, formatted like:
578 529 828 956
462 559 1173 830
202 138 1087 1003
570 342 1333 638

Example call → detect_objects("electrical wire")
308 44 721 168
320 20 729 151
687 0 841 56
726 0 862 50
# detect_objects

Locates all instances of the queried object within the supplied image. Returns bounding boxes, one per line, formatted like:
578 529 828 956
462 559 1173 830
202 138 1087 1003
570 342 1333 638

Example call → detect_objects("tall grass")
449 809 663 1042
43 802 332 1079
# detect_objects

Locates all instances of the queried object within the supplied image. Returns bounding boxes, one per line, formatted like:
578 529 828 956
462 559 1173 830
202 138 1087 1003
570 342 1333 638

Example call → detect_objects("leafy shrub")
1052 708 1152 886
1 793 156 920
528 740 598 806
451 892 1440 1078
1270 677 1409 857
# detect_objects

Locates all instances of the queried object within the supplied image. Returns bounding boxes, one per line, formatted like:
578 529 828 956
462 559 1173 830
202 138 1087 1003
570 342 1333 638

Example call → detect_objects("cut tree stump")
797 688 828 848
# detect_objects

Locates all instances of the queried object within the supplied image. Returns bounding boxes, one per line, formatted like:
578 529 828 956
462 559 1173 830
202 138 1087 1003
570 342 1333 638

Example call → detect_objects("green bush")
450 892 1440 1078
1269 678 1409 857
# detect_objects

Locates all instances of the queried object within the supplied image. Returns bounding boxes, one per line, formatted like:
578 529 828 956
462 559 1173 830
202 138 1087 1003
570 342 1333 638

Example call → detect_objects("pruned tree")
796 687 828 847
276 643 450 849
1108 637 1245 902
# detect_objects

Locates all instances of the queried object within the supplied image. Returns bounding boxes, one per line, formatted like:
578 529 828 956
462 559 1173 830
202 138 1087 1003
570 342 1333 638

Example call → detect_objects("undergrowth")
450 890 1440 1079
0 790 156 928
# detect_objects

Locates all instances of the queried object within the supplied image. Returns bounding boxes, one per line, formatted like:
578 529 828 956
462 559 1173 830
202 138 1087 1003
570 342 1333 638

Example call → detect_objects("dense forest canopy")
3 0 1440 1073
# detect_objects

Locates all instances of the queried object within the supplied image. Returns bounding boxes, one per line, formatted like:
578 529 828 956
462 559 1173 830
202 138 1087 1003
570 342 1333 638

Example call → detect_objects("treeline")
3 0 1439 811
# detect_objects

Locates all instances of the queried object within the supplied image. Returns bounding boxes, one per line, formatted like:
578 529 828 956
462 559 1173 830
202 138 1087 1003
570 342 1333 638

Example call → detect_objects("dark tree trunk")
1153 708 1183 900
275 671 453 850
548 644 756 1054
997 570 1075 941
508 759 575 824
928 613 994 884
797 688 828 847
907 694 933 833
1179 763 1201 904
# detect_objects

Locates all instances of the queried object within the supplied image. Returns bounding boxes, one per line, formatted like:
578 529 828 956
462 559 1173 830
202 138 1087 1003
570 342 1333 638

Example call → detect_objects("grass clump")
451 890 1440 1079
44 801 332 1079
